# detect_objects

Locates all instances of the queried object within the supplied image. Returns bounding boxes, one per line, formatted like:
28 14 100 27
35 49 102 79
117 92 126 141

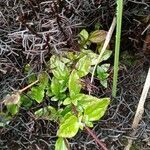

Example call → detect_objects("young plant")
1 29 112 149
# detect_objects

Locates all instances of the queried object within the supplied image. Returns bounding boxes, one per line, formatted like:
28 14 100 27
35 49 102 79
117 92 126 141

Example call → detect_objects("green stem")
112 0 123 97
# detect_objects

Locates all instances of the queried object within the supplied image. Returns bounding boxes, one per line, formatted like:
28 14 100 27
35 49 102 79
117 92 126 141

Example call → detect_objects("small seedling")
1 29 112 149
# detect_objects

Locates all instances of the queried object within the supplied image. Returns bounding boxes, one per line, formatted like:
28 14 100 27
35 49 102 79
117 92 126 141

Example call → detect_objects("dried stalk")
125 67 150 150
90 17 116 94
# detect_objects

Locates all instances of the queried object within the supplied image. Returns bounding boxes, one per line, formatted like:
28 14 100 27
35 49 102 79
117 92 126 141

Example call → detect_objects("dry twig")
125 67 150 150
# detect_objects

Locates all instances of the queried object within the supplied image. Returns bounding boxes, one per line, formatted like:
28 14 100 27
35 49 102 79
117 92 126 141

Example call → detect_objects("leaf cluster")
1 29 112 149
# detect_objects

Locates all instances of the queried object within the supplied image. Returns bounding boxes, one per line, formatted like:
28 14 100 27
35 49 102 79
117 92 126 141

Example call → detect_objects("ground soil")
0 0 150 150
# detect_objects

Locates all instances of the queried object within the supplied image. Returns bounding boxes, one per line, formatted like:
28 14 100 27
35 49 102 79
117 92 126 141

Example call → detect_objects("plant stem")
19 80 39 93
90 17 116 94
112 0 123 97
71 104 107 150
64 138 70 150
85 126 108 150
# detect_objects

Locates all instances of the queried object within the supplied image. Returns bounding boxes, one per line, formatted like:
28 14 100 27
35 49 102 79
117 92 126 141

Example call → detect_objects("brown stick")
84 126 108 150
18 79 39 93
125 67 150 150
71 104 108 150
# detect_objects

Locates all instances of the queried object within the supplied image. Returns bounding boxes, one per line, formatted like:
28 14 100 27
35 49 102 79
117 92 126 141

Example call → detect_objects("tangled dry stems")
0 0 150 149
1 63 149 149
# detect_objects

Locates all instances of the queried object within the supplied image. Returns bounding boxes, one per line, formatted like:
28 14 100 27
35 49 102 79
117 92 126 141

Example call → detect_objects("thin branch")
90 17 116 94
85 126 108 150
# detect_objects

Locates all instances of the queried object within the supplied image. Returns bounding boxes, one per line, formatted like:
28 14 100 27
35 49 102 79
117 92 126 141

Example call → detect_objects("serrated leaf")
69 70 81 98
30 85 45 103
55 138 67 150
84 98 110 122
76 56 91 77
34 106 57 121
7 104 19 115
79 29 89 41
89 30 107 43
57 115 80 138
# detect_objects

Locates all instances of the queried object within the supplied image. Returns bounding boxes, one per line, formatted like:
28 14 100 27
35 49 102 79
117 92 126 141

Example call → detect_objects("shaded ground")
0 0 150 149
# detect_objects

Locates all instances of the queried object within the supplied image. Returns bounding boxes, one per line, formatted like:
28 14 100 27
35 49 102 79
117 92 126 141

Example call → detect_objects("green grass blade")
112 0 123 97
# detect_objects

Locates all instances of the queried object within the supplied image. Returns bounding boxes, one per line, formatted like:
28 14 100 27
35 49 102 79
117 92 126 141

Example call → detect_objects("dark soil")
0 0 150 150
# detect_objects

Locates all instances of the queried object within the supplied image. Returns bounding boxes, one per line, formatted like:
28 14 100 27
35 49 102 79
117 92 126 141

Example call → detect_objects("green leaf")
81 50 99 65
51 77 67 98
30 85 45 103
82 115 93 128
100 80 108 88
69 70 81 98
97 65 110 80
39 72 49 88
51 96 59 101
97 64 110 73
64 51 78 61
51 77 61 96
7 104 19 115
28 74 37 84
50 56 69 80
60 106 72 118
0 112 11 127
98 49 112 61
63 97 71 105
64 94 85 106
89 30 107 43
78 94 99 108
34 106 57 121
20 95 32 108
97 72 109 80
24 64 31 73
84 98 110 122
94 22 101 30
97 64 110 88
55 138 68 150
57 114 80 138
79 29 89 41
76 56 91 77
70 94 85 106
46 83 53 97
